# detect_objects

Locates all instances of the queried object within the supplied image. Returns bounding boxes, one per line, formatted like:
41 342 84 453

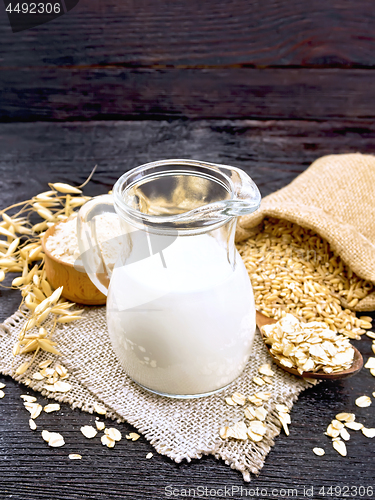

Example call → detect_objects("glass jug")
77 159 261 398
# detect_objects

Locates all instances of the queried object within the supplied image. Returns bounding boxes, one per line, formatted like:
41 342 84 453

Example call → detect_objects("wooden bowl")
41 220 107 305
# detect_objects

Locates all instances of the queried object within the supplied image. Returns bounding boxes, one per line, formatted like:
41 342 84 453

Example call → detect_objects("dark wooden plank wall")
1 0 375 120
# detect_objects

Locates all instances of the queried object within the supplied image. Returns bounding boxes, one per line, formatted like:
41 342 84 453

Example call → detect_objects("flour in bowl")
46 214 122 267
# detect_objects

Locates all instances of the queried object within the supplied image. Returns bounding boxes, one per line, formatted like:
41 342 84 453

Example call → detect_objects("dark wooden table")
0 120 374 500
1 0 375 497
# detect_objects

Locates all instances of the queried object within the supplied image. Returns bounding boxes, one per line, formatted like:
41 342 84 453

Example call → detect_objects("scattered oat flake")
248 395 262 406
332 439 347 457
255 392 272 401
276 404 289 413
231 392 246 405
220 427 229 439
80 426 97 439
364 358 375 369
43 368 55 377
254 407 268 421
253 376 265 386
44 404 60 413
48 432 65 447
0 390 4 399
101 434 115 448
105 428 122 442
313 447 325 456
247 429 264 442
335 412 355 422
20 395 37 403
69 454 82 460
331 419 344 430
373 391 375 398
340 428 350 441
126 432 140 441
94 403 107 415
146 452 153 459
55 364 68 377
53 381 71 393
262 376 274 384
244 407 255 420
258 364 274 377
355 396 372 408
306 378 319 386
29 419 37 430
362 428 375 438
95 421 105 431
24 403 42 419
366 331 375 339
326 424 340 438
42 384 56 392
32 372 44 381
0 383 5 389
278 413 290 436
225 397 236 406
228 421 248 440
24 378 31 386
31 405 43 419
345 421 363 430
370 368 375 377
248 420 267 436
39 360 52 369
41 430 51 442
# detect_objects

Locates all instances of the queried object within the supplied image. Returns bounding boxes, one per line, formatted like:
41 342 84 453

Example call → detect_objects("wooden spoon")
256 311 363 380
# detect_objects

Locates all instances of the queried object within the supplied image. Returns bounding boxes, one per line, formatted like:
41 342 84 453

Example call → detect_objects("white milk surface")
106 233 256 396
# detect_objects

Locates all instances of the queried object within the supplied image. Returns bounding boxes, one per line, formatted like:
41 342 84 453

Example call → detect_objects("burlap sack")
236 154 375 311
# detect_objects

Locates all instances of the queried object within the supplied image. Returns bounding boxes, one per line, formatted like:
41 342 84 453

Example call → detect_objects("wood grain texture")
1 68 375 121
2 0 375 120
1 119 375 198
1 0 375 68
0 119 374 499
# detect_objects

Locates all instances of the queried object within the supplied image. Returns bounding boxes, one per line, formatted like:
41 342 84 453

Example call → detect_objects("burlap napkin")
0 307 311 481
0 153 374 480
236 153 375 311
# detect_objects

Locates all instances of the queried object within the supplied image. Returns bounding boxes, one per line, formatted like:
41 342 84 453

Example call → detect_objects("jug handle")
76 194 117 296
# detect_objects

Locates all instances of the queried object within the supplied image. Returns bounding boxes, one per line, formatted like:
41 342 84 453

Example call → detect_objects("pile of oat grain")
237 218 374 339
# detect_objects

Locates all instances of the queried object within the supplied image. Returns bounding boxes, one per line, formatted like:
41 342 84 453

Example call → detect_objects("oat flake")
332 439 347 457
345 421 363 431
355 396 372 408
312 447 325 456
80 426 97 439
101 435 115 448
362 428 375 438
95 421 105 431
29 419 37 430
44 404 60 413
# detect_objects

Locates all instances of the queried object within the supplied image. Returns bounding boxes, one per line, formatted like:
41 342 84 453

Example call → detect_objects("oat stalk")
0 170 96 374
